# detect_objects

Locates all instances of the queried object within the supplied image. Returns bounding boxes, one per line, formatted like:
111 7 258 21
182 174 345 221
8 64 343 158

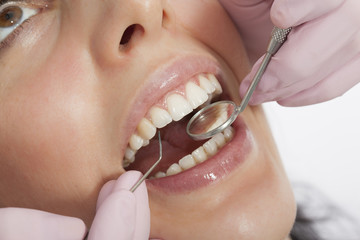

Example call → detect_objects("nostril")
120 24 144 46
162 10 169 28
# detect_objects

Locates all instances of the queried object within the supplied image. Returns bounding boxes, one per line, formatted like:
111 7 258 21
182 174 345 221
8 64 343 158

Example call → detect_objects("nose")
91 0 168 64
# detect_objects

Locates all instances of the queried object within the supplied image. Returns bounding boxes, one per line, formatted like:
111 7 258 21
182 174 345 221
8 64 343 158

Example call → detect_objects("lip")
146 116 253 193
121 54 222 153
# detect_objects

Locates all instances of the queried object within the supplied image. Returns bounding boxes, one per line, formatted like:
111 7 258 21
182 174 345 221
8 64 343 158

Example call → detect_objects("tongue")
127 118 205 174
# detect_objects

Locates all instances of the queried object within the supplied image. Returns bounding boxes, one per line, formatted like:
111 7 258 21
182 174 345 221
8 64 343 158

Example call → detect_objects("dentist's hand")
88 170 150 240
220 0 360 106
0 171 150 240
0 208 87 239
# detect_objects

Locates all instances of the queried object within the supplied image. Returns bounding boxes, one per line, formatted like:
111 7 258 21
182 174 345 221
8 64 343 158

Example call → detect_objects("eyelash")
0 2 50 52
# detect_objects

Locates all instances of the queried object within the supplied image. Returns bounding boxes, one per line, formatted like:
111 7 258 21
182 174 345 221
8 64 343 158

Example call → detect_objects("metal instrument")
186 27 292 140
130 131 162 192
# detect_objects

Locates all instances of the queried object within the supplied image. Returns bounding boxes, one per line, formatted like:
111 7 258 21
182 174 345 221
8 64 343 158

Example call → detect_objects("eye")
0 4 38 42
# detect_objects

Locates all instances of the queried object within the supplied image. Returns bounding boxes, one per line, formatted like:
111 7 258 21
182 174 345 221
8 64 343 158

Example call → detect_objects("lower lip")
146 117 253 193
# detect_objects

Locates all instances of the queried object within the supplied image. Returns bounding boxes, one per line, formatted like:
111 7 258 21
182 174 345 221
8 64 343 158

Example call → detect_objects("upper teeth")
123 73 223 168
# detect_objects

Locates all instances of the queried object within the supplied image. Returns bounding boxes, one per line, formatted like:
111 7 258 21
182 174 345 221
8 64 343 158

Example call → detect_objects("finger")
133 177 150 240
96 180 115 210
112 170 150 240
277 56 360 106
241 0 360 104
96 170 141 210
271 0 345 28
113 170 143 190
88 191 136 240
0 208 86 240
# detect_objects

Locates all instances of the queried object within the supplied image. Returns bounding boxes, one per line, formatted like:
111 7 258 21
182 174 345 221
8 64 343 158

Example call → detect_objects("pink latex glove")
220 0 360 106
0 208 87 239
88 170 150 240
0 171 150 240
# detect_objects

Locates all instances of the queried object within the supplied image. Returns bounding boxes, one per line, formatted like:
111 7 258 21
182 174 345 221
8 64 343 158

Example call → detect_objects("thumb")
89 171 150 240
96 171 143 210
88 190 136 240
111 171 150 240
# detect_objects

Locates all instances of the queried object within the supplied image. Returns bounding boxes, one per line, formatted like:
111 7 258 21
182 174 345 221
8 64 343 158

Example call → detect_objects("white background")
263 83 360 222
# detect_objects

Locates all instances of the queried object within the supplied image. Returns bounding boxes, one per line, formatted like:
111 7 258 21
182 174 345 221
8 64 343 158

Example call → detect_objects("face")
0 0 296 239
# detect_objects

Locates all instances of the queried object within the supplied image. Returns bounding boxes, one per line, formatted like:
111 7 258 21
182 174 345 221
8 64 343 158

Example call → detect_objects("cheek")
0 52 119 214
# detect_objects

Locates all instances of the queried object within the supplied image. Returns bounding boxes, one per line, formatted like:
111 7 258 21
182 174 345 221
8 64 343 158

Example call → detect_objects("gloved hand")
0 208 87 239
219 0 360 106
88 170 150 240
0 171 150 240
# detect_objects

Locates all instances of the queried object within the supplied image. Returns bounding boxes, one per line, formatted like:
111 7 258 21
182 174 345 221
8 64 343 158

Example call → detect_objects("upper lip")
121 54 223 155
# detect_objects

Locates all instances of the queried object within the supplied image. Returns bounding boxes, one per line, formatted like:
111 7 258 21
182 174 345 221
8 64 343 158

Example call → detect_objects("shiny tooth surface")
207 110 229 132
223 127 234 141
155 171 166 178
199 75 216 94
123 73 225 168
128 156 135 163
142 139 150 146
203 139 218 156
191 146 207 163
123 155 135 168
213 132 226 148
125 147 136 160
179 155 196 170
185 82 209 109
129 134 144 151
137 118 156 140
151 127 235 178
166 163 182 176
149 107 172 128
123 159 131 168
167 94 193 121
207 74 222 94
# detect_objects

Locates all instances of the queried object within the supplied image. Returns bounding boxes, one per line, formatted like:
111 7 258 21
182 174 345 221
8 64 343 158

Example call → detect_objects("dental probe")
186 26 292 140
130 131 162 192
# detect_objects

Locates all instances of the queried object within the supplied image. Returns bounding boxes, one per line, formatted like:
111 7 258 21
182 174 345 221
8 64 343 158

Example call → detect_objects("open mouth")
124 72 240 179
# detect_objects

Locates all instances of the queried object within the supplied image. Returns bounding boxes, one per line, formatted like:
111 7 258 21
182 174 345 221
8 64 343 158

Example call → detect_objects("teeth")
191 146 207 163
208 74 222 95
203 139 218 156
153 126 234 179
129 134 144 151
125 147 136 160
199 75 216 94
212 132 226 148
142 139 150 146
166 163 182 176
166 94 193 121
178 155 196 170
137 118 156 140
207 109 229 132
123 73 224 168
149 107 172 128
223 127 234 141
155 171 166 178
185 82 209 109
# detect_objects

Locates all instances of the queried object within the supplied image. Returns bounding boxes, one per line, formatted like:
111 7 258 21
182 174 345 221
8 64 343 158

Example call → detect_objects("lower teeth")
151 126 234 178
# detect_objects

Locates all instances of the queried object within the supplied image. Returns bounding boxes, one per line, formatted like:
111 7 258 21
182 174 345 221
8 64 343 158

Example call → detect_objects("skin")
0 0 296 239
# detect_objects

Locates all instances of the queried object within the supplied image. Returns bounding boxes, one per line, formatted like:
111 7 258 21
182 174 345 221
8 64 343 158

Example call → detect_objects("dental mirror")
186 27 292 140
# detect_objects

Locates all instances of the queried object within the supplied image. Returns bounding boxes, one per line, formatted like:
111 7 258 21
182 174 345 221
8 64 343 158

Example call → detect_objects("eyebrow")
0 0 54 5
